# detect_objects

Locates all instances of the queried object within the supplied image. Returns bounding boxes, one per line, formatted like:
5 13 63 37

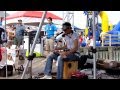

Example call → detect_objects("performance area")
1 11 120 79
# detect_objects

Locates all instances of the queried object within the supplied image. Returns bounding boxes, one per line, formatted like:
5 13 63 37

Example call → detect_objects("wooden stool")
63 60 78 79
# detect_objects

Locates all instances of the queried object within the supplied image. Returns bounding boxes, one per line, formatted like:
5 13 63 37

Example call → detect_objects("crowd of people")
78 30 102 47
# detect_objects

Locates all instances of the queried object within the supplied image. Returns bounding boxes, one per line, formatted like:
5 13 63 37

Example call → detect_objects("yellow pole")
109 23 113 30
99 11 109 33
85 27 88 36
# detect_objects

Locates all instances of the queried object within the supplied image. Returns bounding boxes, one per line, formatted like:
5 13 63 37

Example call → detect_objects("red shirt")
79 37 83 44
0 47 6 61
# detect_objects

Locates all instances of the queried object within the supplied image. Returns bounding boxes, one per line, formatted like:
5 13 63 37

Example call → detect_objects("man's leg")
44 53 58 76
45 39 50 55
15 37 23 57
56 56 63 79
14 37 18 47
13 37 19 57
49 38 54 52
56 54 80 79
78 55 88 69
17 36 23 47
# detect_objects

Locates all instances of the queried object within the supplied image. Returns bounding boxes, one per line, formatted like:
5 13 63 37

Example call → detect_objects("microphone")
55 32 63 38
62 34 65 37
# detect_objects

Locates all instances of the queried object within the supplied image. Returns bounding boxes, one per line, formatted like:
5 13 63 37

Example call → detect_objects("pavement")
0 57 57 79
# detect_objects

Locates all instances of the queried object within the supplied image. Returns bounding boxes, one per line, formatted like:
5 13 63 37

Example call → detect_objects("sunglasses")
61 28 67 32
62 26 70 31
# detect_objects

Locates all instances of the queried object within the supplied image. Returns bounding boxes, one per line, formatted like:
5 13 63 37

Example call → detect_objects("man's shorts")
14 36 23 46
45 37 54 51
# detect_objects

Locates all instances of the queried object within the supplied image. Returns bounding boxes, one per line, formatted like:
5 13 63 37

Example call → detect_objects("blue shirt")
88 31 93 38
45 23 57 38
15 24 25 37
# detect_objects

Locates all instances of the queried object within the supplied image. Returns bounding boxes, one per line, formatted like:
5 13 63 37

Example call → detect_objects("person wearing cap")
14 19 25 48
44 17 58 55
40 22 80 79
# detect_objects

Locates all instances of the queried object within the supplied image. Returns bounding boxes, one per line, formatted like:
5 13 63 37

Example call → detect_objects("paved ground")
1 56 120 79
0 57 57 79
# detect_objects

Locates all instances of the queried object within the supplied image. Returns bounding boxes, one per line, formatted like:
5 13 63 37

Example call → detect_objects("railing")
102 34 120 46
80 46 120 61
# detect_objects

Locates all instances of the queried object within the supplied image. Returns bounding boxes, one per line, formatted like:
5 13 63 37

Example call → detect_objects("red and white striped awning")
2 11 63 26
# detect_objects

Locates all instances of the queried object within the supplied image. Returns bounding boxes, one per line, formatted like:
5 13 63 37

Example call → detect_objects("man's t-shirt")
15 24 25 37
45 23 57 38
64 31 79 52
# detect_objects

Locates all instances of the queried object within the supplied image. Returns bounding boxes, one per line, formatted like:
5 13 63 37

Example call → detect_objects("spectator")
88 28 93 38
14 19 25 48
87 35 93 47
0 27 5 44
0 27 5 61
79 34 83 46
45 17 58 55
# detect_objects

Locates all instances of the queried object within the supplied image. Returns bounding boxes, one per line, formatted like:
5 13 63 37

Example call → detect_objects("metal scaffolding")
62 11 74 30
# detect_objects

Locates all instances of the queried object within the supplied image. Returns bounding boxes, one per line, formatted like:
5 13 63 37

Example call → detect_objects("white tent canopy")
0 11 9 17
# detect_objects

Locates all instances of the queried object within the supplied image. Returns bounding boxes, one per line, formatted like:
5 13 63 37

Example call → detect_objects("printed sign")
0 45 17 67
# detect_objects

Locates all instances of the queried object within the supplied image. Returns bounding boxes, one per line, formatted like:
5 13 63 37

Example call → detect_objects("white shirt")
6 48 16 65
64 31 79 52
89 39 93 46
85 37 89 43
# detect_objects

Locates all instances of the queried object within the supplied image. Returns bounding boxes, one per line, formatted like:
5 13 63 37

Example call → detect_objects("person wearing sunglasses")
41 22 80 79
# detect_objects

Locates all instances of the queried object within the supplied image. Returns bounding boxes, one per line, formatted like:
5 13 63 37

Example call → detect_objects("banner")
0 46 16 68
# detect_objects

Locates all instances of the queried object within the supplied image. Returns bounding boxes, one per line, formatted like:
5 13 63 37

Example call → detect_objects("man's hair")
47 17 52 21
18 19 22 22
62 22 72 30
62 22 71 27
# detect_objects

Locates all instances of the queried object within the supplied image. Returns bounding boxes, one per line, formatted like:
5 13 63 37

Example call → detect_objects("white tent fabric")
0 11 9 17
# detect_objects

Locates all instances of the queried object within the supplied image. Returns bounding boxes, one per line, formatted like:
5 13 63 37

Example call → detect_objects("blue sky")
7 11 120 29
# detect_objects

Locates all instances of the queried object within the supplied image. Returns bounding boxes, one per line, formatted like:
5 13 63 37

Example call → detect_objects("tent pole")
62 11 64 23
4 11 8 79
92 11 97 79
21 11 47 79
72 11 74 31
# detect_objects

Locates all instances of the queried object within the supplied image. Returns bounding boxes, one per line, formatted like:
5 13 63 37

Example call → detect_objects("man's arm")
67 33 79 54
69 39 79 53
44 25 47 36
55 38 67 50
53 24 59 36
59 39 79 57
55 44 67 50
